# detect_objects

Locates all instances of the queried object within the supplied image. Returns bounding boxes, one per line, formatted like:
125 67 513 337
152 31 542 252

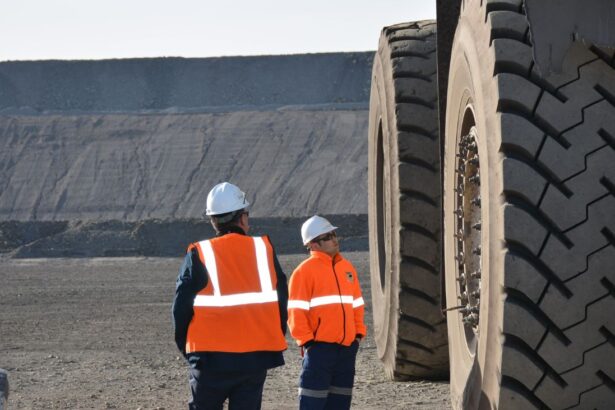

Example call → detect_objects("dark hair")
210 209 245 234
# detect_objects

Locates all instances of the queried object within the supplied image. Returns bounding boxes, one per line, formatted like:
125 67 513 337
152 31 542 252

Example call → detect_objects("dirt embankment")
0 110 368 221
0 53 373 258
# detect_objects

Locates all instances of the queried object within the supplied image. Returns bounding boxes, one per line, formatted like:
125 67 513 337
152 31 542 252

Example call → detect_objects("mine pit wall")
0 53 373 257
0 110 368 220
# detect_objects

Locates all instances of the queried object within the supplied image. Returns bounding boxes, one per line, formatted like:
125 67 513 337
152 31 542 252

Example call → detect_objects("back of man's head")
205 182 250 234
210 210 245 233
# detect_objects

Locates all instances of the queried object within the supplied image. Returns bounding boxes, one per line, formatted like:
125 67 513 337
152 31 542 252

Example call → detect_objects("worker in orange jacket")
172 182 288 410
288 215 367 410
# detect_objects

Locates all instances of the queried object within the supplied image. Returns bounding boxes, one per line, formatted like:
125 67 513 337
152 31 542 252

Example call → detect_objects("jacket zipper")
331 259 346 344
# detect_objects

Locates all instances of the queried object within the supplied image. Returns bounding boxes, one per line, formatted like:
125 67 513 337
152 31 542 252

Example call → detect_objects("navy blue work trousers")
188 367 267 410
299 341 359 410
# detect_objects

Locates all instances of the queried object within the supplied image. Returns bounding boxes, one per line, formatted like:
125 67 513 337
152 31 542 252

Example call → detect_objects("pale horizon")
0 0 436 62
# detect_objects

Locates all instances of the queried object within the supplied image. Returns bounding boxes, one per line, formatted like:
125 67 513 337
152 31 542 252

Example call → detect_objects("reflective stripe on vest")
288 295 364 310
193 237 278 307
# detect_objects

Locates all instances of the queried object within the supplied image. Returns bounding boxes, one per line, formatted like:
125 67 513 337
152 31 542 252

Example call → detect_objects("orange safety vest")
185 233 287 354
288 250 367 347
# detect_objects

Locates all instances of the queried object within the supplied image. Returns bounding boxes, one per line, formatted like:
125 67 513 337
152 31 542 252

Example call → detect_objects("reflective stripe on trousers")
299 385 353 398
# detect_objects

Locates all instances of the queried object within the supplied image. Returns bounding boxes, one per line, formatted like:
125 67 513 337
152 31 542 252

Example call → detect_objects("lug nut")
463 313 479 326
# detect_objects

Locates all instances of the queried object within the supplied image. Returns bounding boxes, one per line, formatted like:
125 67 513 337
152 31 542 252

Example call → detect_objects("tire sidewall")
444 15 505 409
367 41 401 377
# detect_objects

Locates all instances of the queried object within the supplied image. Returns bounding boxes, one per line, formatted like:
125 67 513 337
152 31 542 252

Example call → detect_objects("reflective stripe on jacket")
186 233 287 353
288 250 367 347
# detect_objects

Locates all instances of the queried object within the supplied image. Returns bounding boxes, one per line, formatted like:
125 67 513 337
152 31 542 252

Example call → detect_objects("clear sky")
0 0 436 61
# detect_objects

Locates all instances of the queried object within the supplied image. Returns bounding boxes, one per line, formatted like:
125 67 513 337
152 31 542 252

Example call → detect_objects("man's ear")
239 212 250 231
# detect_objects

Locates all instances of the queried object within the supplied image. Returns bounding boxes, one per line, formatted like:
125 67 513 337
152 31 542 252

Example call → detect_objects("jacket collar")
216 225 246 236
310 250 342 264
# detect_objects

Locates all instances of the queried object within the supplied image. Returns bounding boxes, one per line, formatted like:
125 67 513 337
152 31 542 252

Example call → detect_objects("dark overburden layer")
0 53 373 113
0 215 368 257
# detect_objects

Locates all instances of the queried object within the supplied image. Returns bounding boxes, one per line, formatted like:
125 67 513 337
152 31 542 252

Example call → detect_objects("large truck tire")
367 20 449 380
443 0 615 408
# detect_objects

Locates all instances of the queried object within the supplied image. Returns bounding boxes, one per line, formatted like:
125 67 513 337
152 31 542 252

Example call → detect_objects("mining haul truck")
367 0 615 408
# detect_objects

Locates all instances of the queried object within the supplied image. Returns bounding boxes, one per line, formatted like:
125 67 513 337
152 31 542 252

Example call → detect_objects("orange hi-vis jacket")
185 233 287 354
288 250 367 347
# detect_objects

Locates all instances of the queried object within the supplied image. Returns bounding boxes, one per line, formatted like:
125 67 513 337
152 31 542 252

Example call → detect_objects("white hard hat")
205 182 250 216
301 215 338 245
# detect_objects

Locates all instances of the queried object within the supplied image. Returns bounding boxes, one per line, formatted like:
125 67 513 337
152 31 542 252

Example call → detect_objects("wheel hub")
454 127 482 337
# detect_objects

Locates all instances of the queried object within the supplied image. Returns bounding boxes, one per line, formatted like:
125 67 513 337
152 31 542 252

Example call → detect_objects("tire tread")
369 20 448 380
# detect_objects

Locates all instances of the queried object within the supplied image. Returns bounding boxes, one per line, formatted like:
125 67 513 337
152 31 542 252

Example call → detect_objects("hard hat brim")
206 201 250 216
303 226 338 245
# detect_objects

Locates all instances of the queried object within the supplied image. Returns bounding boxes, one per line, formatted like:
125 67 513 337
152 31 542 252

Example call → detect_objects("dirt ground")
0 252 450 409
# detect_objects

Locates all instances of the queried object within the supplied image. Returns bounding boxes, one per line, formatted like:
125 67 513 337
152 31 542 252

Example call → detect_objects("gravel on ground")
0 252 449 409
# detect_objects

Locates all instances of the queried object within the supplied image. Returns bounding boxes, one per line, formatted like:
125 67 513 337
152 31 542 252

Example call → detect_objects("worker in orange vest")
172 182 288 410
288 215 367 410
